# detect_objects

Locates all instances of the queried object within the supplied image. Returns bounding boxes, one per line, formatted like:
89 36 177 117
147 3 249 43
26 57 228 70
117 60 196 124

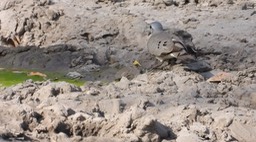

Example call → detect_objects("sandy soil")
0 0 256 141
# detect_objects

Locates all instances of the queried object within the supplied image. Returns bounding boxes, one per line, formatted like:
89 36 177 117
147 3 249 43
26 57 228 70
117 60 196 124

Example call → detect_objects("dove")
147 21 197 62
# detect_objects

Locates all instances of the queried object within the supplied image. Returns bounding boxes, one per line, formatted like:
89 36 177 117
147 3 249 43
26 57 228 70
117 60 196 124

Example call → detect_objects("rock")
241 2 255 10
176 128 202 142
213 113 234 129
66 71 83 79
33 82 81 101
190 122 212 139
163 0 174 6
82 136 123 142
229 121 256 142
79 64 101 72
114 66 141 80
94 47 111 65
0 46 95 72
98 99 125 116
133 116 173 140
233 84 256 108
182 17 198 24
153 0 164 6
174 0 186 6
69 112 93 121
207 72 233 83
0 0 20 10
115 76 131 89
216 82 232 94
51 132 69 142
46 9 63 21
227 0 234 4
197 82 218 98
0 101 32 136
251 11 256 16
154 121 173 139
85 88 100 96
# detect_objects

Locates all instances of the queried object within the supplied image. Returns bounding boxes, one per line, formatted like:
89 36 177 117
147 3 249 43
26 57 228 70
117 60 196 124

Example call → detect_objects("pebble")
66 72 83 79
163 0 174 6
251 11 256 16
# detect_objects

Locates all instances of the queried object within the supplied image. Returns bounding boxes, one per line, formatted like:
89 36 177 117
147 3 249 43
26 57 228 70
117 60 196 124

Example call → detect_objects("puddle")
0 69 85 87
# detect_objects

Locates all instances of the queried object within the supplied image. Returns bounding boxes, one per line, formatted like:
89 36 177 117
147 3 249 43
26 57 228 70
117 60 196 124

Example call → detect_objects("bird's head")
149 21 164 33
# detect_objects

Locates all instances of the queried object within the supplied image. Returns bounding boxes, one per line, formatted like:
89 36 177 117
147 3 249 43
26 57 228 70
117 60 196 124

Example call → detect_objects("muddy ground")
0 0 256 141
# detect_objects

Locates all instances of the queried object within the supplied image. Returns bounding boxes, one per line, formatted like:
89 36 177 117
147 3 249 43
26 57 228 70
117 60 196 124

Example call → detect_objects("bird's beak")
145 23 153 36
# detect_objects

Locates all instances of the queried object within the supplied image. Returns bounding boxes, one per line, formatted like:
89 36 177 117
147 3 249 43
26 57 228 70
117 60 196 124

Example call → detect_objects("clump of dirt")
0 66 256 141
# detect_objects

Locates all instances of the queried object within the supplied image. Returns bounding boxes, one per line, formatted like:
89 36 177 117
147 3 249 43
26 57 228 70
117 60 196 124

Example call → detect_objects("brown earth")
0 0 256 141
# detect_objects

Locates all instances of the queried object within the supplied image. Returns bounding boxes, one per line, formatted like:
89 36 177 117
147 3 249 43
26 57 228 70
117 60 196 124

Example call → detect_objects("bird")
147 21 197 63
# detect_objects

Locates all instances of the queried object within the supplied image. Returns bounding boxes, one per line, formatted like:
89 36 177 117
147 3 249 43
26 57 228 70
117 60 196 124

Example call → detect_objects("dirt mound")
0 45 95 71
0 66 256 141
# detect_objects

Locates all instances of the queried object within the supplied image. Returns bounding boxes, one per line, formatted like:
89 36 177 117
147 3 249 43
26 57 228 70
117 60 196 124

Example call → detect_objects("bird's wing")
169 29 198 56
147 32 175 56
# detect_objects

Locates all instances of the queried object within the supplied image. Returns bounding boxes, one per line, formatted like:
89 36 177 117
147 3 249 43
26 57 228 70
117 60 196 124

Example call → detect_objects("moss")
0 69 85 87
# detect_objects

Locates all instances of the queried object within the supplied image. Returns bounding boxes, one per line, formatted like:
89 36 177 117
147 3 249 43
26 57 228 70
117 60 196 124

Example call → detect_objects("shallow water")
0 69 85 86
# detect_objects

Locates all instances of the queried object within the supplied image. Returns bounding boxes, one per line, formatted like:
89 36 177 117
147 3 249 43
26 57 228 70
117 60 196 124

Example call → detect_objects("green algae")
0 69 85 87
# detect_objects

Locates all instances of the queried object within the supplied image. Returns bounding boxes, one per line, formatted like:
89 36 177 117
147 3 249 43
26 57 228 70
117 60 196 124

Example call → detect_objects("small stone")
251 11 256 16
209 3 218 7
154 121 172 139
115 76 131 89
46 10 61 21
240 38 248 43
153 0 164 6
175 0 186 6
248 73 254 78
217 83 231 94
79 64 100 72
229 121 256 142
163 0 174 6
33 82 81 100
241 2 254 10
190 122 209 138
85 88 100 96
183 17 198 24
66 72 83 79
176 128 202 142
214 114 234 129
227 0 234 4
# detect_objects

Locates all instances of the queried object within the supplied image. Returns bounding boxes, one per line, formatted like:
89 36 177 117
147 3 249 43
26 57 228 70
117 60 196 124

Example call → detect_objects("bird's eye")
150 25 153 30
147 25 153 36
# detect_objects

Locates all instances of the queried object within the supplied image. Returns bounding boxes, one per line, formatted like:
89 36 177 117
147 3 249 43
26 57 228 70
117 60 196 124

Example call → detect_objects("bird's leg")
156 57 164 62
150 57 167 69
160 52 180 61
168 58 177 65
151 53 181 70
152 60 169 69
153 58 163 68
152 56 174 70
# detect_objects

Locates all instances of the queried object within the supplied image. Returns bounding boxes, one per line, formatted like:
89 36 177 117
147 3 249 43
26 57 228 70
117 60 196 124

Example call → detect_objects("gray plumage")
147 21 197 62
